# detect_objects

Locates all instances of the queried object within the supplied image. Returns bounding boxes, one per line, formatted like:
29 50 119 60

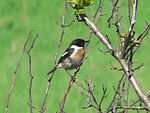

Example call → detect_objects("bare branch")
4 30 37 113
75 13 150 110
110 62 123 71
29 103 41 112
106 74 125 112
40 75 54 113
40 2 68 113
54 2 68 64
98 84 107 111
133 24 150 55
128 0 131 23
122 0 138 57
86 0 104 48
115 106 149 111
93 0 104 22
58 68 80 113
27 31 38 113
107 0 120 27
56 19 79 28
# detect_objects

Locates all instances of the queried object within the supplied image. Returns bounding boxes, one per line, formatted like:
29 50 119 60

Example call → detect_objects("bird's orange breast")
74 48 84 61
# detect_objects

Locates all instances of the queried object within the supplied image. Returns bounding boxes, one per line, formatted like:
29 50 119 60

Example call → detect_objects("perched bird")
47 38 89 75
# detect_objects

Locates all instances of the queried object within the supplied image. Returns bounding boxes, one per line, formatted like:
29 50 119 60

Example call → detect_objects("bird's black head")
70 38 89 47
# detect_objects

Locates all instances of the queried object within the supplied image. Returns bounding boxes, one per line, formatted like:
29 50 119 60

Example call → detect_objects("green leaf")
75 8 85 15
68 0 93 15
82 0 93 7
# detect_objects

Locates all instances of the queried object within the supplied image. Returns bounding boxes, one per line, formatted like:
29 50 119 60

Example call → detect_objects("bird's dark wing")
58 47 74 64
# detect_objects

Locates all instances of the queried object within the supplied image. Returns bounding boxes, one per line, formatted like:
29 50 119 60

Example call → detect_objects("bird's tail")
47 65 57 75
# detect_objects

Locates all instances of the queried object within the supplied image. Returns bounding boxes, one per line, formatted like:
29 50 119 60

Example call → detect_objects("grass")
0 0 150 113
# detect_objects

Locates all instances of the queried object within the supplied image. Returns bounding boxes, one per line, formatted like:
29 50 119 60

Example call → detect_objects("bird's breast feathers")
70 45 84 61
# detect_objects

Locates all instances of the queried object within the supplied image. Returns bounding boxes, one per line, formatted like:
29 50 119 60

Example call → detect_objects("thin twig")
56 20 79 28
40 2 68 113
122 0 138 57
86 0 104 48
76 12 150 110
106 74 125 112
133 24 150 55
29 103 41 112
54 2 68 64
4 30 36 113
83 41 100 63
128 0 131 23
125 81 130 113
40 75 53 113
115 106 149 111
107 0 120 27
98 84 107 110
27 31 38 113
58 68 80 113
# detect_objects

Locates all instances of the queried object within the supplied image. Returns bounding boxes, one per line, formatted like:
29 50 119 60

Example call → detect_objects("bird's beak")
84 40 90 44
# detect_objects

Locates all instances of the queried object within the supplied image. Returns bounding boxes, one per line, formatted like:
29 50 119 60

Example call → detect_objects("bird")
47 38 89 75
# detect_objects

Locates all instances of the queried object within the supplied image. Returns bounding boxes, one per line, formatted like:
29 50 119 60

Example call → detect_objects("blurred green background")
0 0 150 113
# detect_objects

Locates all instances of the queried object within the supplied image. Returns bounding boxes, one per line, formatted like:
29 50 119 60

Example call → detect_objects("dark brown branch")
98 84 107 111
85 79 99 108
132 63 144 72
110 62 123 71
114 17 124 50
132 24 150 55
82 104 99 111
58 68 80 113
27 31 38 113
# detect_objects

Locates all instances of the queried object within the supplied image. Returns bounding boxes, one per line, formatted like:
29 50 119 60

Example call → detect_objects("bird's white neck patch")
70 45 82 52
